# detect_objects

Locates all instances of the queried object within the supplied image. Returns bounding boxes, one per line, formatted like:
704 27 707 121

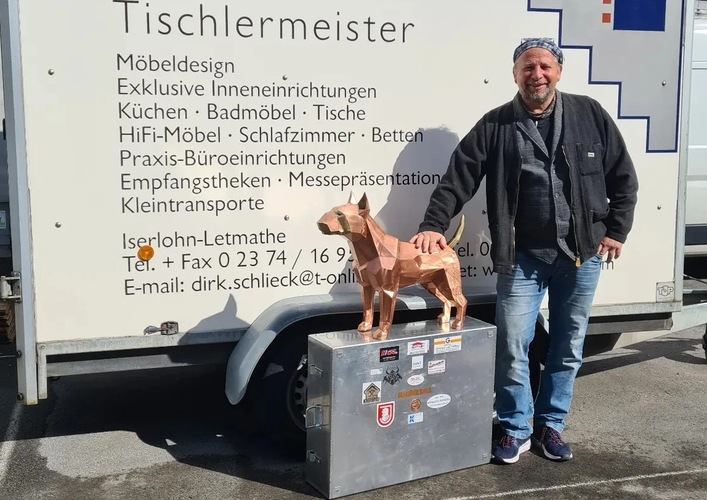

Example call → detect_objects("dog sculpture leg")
358 285 374 332
423 282 454 325
450 293 468 329
444 263 467 329
373 289 398 339
438 268 467 330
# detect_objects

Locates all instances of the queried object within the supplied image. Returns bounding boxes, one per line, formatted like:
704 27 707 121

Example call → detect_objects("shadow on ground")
579 334 706 378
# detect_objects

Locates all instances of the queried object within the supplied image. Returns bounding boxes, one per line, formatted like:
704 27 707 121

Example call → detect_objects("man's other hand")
410 231 448 254
597 237 623 263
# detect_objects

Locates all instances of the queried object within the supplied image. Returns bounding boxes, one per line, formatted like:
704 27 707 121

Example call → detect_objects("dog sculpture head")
317 193 370 237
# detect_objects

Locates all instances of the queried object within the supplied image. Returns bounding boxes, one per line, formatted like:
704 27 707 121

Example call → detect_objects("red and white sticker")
377 402 395 428
411 355 424 370
407 340 429 355
433 335 462 354
427 359 446 375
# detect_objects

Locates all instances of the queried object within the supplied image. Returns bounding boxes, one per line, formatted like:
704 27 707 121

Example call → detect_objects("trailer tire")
249 331 309 448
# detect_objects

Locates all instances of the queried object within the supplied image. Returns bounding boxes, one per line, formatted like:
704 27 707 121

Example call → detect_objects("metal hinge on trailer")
0 272 21 302
143 321 179 335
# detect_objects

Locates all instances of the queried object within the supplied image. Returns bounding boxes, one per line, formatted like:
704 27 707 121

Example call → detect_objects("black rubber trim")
685 225 707 246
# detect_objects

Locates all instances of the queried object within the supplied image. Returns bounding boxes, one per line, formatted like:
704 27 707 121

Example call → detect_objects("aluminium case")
305 318 496 498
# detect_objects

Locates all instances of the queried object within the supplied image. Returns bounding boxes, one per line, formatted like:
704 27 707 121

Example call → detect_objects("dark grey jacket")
418 92 639 275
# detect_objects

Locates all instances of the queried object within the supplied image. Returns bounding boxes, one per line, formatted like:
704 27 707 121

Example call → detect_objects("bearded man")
411 38 638 463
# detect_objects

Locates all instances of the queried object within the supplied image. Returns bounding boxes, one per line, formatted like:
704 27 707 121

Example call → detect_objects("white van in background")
686 6 707 257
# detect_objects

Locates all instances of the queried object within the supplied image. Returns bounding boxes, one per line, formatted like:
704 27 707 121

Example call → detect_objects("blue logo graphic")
615 0 667 32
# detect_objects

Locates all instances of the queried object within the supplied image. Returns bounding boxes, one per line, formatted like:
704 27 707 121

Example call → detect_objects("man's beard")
522 85 554 104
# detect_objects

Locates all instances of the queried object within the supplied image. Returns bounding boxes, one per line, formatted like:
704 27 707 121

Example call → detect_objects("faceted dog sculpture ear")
348 191 358 204
358 193 369 211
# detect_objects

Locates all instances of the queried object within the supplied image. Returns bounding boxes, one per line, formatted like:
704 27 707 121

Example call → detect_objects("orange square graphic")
602 13 612 23
603 0 612 4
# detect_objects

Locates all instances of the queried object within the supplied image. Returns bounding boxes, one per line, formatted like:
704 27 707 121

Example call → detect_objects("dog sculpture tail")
446 215 466 249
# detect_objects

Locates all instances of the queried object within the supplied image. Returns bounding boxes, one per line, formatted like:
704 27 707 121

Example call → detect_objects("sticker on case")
398 387 432 399
407 374 425 386
427 359 446 375
379 346 400 362
411 356 424 370
407 412 424 424
384 366 403 386
426 394 452 409
377 402 395 428
362 381 382 404
407 340 429 355
433 335 462 354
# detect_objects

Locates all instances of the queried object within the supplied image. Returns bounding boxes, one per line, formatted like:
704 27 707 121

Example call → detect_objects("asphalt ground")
0 324 706 500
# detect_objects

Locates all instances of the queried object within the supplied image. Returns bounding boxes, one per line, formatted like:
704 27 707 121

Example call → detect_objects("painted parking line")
0 402 22 486
448 468 707 500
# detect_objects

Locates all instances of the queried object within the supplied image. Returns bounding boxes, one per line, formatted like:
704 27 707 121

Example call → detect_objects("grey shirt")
512 93 576 263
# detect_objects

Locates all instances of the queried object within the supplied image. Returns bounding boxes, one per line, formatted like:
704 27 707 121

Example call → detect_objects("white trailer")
1 0 705 437
686 1 707 256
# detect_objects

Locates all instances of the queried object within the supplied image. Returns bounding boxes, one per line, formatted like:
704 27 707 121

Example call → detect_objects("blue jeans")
495 251 602 439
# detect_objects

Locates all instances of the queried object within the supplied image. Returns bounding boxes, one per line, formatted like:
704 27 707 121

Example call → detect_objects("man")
411 38 638 464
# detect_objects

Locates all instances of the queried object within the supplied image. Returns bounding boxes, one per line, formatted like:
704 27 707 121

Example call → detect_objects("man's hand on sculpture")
410 231 448 254
597 237 623 263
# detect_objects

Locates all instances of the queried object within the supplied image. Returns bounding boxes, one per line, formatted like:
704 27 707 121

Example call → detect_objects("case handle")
305 404 323 429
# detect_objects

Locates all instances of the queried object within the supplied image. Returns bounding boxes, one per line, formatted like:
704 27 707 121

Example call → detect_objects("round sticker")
407 374 425 386
410 399 422 412
426 394 451 409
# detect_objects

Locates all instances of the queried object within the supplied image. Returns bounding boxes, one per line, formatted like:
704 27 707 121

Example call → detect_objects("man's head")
512 38 563 108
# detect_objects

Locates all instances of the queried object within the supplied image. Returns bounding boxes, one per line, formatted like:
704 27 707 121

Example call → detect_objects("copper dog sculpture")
317 194 467 339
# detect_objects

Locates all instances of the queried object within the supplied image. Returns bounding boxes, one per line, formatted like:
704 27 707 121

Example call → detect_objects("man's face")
513 48 563 105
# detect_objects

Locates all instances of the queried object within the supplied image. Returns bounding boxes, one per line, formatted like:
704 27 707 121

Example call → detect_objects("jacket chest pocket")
572 143 609 214
575 144 604 175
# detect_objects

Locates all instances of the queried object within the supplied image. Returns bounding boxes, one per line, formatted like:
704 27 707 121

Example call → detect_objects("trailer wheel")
249 332 308 447
285 354 308 432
